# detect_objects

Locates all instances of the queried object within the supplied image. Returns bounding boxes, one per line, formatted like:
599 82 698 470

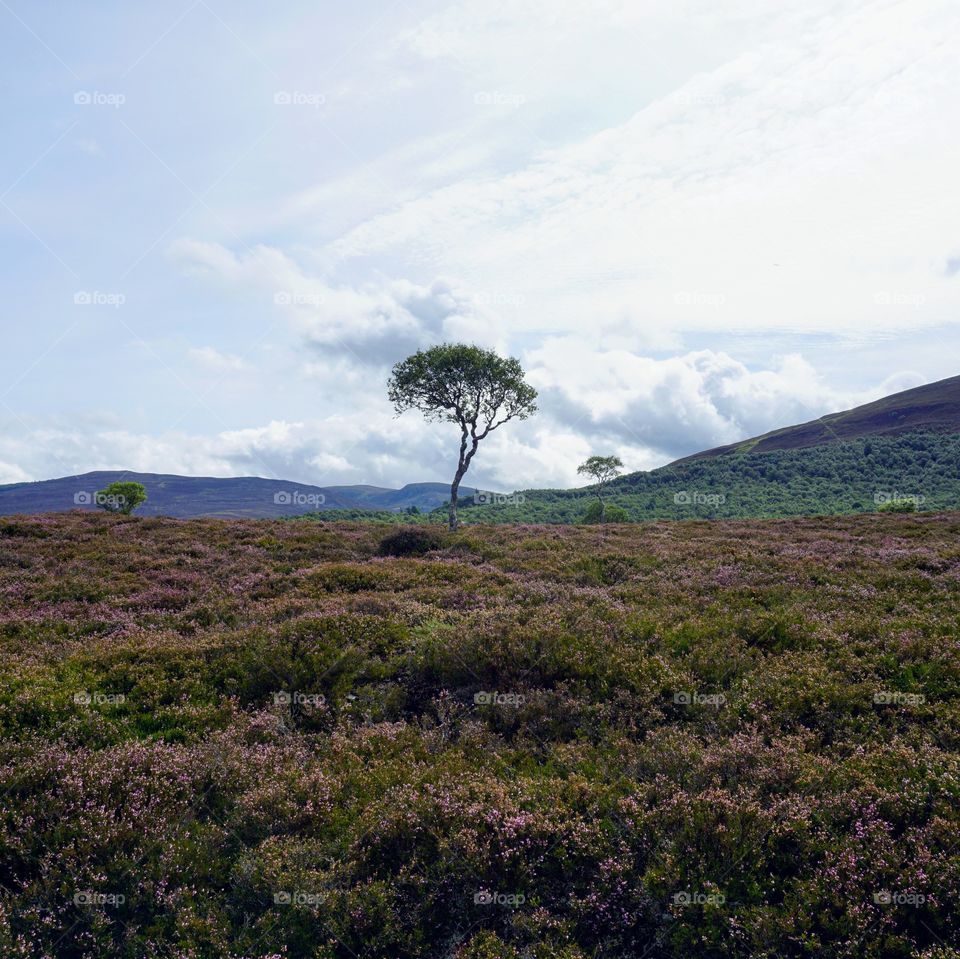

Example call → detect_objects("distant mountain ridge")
0 471 452 518
671 374 960 464
4 374 960 521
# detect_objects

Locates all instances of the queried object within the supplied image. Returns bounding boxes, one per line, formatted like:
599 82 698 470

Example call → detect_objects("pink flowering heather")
1 510 959 957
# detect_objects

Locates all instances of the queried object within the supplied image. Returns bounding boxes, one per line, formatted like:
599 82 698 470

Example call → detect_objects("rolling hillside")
439 373 960 523
0 471 450 518
672 373 960 464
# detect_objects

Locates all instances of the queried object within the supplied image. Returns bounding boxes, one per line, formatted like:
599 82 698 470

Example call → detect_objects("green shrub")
877 498 919 513
581 501 630 523
95 480 148 515
377 526 446 557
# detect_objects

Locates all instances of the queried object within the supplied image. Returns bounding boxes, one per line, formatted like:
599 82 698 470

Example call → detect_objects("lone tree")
577 455 623 523
388 344 538 531
95 481 147 516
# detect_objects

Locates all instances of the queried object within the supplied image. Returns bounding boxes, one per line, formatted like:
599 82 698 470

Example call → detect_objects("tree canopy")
388 344 537 529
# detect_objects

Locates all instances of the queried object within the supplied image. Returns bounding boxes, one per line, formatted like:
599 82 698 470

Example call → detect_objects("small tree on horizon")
388 344 538 531
577 455 623 523
95 481 147 516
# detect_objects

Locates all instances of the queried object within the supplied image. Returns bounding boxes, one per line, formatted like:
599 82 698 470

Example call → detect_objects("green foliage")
94 480 147 515
388 343 538 530
877 498 919 513
455 430 960 524
377 526 446 557
387 343 538 427
2 511 960 956
581 500 629 523
576 454 623 485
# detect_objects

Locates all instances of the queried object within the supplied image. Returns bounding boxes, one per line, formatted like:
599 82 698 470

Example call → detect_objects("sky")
1 0 958 492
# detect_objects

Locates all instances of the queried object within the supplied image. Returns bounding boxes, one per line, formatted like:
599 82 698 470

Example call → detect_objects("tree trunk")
449 432 477 531
449 472 463 531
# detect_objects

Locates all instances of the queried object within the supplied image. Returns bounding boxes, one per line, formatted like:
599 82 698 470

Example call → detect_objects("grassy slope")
673 372 960 461
1 512 959 957
441 429 960 524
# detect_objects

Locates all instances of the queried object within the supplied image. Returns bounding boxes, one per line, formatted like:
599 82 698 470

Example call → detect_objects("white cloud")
0 461 31 485
187 347 250 372
525 342 905 461
6 0 956 491
170 239 505 364
333 0 960 343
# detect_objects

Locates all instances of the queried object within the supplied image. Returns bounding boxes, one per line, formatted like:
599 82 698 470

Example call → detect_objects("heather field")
2 511 960 959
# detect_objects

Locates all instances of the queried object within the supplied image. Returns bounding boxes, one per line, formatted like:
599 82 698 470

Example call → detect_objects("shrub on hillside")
377 526 445 557
877 498 919 513
582 501 630 523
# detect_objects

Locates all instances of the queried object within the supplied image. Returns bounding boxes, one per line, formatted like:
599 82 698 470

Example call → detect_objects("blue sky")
1 0 958 490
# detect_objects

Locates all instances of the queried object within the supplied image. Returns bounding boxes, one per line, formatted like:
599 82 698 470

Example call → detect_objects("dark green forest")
297 430 960 524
